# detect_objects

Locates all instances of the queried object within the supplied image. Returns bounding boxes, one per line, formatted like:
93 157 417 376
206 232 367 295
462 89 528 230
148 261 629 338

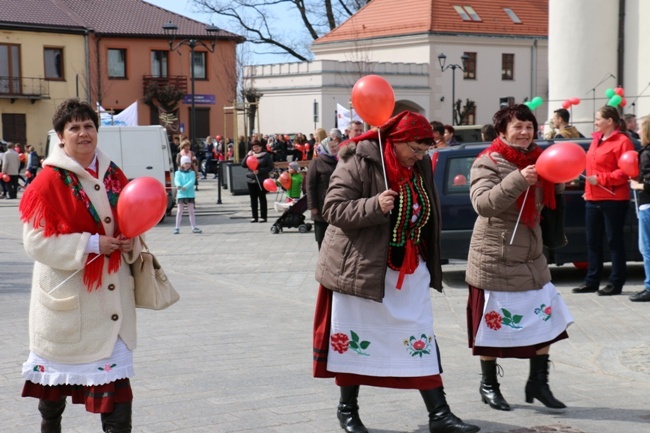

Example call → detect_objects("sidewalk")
1 177 649 432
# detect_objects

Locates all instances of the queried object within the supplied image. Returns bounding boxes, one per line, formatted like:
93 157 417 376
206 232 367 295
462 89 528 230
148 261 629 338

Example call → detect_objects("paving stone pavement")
1 178 649 432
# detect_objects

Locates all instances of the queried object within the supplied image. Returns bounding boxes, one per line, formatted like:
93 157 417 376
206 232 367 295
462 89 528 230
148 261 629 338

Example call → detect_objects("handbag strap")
138 235 150 252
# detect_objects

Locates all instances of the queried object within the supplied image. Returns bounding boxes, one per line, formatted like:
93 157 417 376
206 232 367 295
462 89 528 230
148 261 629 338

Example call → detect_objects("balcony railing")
142 75 188 94
0 76 50 100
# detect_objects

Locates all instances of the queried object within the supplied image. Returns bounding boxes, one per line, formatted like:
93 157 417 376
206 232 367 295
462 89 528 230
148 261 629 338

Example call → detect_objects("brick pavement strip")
1 178 650 432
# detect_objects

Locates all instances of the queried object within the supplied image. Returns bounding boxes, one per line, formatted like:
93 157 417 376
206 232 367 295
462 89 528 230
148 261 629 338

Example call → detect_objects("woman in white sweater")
18 98 143 432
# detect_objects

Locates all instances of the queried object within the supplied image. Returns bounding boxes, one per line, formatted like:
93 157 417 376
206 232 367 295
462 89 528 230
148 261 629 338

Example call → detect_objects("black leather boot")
479 359 511 411
525 355 566 409
100 402 132 433
337 386 368 433
38 397 66 433
420 388 480 433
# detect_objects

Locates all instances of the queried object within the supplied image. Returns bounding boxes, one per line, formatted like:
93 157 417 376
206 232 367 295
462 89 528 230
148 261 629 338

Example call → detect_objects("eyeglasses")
405 143 428 156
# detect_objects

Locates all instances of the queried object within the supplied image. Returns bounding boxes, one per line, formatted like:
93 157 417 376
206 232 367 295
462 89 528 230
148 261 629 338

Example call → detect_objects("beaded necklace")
387 169 431 288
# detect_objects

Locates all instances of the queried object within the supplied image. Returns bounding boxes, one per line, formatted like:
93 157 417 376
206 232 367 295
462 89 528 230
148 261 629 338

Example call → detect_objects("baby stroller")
270 195 313 234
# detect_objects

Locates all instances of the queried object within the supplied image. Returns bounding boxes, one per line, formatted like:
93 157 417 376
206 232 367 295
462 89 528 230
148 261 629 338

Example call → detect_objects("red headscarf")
351 111 433 190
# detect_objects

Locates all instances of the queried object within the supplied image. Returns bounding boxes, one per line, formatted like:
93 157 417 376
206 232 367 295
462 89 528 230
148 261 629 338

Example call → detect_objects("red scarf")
19 165 128 291
478 137 555 228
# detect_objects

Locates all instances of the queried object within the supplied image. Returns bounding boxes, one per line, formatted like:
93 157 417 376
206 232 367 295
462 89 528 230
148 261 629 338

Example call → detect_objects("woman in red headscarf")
313 111 479 433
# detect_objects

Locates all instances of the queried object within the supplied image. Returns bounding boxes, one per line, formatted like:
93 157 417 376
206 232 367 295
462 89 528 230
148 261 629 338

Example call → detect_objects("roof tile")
315 0 548 44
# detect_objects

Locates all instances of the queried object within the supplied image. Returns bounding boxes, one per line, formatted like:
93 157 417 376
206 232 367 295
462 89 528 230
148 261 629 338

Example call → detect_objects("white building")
245 0 549 135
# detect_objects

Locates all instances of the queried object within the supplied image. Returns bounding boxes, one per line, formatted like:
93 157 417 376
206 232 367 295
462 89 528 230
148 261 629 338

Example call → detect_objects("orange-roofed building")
246 0 550 135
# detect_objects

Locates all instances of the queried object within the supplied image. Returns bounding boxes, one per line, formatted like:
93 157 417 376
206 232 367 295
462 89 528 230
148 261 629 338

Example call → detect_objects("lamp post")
162 21 219 151
438 53 469 125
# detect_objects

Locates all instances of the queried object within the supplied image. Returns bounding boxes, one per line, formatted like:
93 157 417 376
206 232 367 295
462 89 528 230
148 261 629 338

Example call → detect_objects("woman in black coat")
242 140 274 222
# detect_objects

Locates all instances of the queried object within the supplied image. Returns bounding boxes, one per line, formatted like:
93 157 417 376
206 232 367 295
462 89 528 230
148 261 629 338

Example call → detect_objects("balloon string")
633 188 639 219
378 129 389 191
48 253 102 295
254 173 262 190
579 174 615 195
510 186 529 245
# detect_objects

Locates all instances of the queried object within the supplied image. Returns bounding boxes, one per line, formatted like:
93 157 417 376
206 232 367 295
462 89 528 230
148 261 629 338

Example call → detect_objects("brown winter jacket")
315 140 443 302
465 148 553 292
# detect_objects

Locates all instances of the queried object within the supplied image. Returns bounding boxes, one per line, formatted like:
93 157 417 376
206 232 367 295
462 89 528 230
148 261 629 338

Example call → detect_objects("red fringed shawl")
478 137 556 228
19 164 128 291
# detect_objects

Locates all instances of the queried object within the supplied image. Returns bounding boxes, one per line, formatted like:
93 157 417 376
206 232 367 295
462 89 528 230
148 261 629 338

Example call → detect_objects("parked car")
431 138 641 266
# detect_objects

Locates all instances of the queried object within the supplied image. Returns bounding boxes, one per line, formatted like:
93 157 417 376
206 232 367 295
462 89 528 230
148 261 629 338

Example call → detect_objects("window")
44 47 64 80
453 5 482 22
502 53 514 80
0 43 21 94
193 51 207 80
151 50 168 78
504 8 522 24
463 52 476 79
108 48 126 78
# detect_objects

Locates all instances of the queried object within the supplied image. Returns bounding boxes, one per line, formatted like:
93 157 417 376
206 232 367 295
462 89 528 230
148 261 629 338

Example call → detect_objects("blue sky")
144 0 287 65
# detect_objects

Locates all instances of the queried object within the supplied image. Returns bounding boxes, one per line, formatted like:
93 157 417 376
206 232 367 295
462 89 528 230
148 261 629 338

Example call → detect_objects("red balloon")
246 156 259 171
619 150 639 177
117 177 167 238
569 97 581 105
19 153 26 162
351 75 395 126
614 87 625 96
620 97 627 108
453 174 467 186
536 142 587 183
561 100 571 109
262 178 277 192
2 174 9 182
278 171 292 190
25 170 33 178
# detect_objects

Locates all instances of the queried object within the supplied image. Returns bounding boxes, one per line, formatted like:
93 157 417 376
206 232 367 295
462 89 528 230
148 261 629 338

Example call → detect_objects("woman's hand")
520 165 538 186
630 179 644 191
585 175 598 185
117 236 134 253
378 190 398 214
100 235 123 255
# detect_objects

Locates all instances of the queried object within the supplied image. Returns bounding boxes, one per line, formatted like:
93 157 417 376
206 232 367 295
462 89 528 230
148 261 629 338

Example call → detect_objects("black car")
431 138 641 266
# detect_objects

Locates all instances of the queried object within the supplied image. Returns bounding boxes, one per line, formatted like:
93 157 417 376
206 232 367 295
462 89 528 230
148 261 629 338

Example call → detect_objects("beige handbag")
131 237 179 310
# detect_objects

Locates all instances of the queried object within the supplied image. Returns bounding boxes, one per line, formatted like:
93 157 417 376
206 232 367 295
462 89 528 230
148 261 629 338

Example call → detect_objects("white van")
46 125 176 217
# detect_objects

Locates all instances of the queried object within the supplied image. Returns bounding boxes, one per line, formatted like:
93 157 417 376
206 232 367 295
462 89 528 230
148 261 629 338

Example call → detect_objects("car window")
444 155 474 194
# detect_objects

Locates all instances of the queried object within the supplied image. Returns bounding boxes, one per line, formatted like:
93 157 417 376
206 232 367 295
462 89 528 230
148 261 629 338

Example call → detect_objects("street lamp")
162 21 220 150
438 53 469 125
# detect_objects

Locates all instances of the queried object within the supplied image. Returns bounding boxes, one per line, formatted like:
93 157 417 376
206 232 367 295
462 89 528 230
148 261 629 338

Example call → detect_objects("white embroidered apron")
475 282 574 348
327 260 441 377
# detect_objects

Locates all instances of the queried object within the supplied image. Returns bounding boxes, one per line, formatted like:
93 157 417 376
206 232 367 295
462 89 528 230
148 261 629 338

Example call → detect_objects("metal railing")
142 75 188 94
0 76 49 98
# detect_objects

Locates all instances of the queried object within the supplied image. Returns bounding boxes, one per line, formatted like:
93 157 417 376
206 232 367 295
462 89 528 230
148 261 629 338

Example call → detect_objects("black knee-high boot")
420 388 480 433
479 359 510 411
39 398 66 433
100 402 132 433
525 354 566 409
337 385 368 433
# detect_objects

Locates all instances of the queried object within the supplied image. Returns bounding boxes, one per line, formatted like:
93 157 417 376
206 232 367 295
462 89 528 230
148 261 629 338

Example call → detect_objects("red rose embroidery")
331 333 350 354
484 311 503 330
413 340 426 350
544 306 552 315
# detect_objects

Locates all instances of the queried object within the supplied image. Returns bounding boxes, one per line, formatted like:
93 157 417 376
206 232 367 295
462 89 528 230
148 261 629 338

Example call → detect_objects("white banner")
336 103 362 132
98 101 138 126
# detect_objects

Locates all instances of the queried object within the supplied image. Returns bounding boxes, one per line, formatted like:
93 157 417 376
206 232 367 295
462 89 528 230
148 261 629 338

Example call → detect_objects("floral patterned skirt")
467 283 572 358
318 261 442 389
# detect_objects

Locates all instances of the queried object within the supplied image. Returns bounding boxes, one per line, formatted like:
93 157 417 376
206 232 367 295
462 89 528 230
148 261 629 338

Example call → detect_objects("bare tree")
191 0 370 62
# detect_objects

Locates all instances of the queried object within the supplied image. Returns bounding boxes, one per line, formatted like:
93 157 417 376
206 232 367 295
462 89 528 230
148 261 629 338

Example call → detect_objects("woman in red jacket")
573 106 635 296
